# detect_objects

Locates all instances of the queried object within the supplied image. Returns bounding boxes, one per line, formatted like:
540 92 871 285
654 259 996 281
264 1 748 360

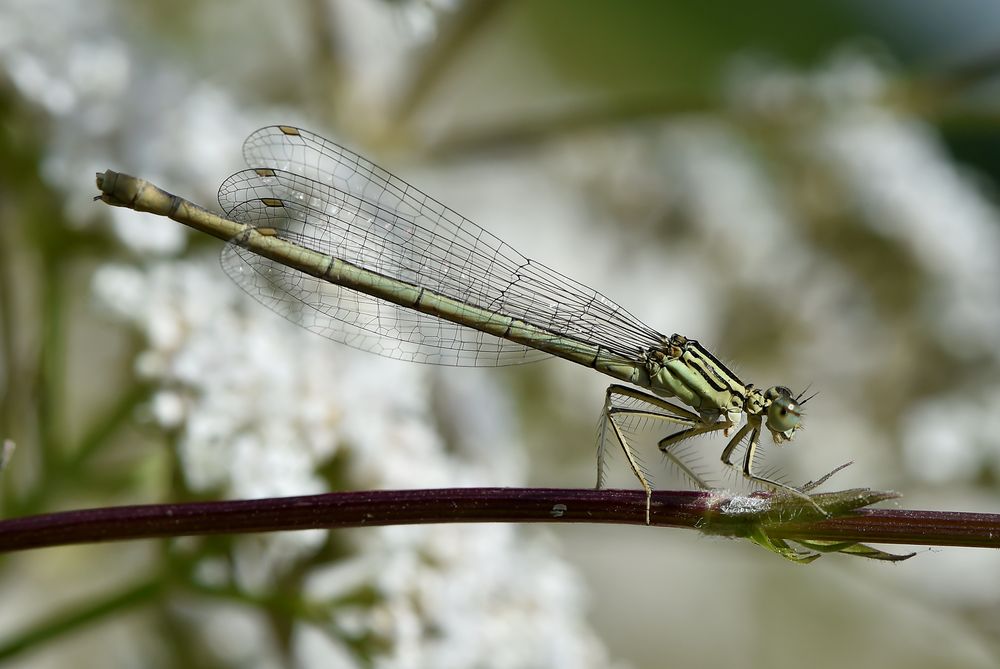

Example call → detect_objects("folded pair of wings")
215 125 664 367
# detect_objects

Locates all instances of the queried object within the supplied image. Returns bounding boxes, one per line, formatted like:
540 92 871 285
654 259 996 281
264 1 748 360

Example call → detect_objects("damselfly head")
763 385 803 438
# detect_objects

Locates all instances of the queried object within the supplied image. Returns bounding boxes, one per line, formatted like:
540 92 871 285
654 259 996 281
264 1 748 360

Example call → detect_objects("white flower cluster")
94 258 613 667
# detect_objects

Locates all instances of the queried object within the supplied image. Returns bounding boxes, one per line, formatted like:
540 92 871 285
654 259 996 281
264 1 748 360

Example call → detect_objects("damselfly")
96 125 818 522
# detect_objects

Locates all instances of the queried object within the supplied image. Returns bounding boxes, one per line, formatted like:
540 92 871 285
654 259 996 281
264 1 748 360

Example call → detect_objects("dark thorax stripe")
685 340 745 399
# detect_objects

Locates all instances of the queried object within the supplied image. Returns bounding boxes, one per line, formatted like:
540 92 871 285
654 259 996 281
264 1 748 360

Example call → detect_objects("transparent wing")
216 125 666 366
220 200 541 365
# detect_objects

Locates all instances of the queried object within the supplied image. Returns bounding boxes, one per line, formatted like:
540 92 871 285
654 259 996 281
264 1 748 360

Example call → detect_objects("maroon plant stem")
766 507 1000 547
0 487 998 553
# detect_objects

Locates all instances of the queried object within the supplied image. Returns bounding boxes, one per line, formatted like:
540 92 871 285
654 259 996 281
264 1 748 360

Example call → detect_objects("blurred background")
2 1 1000 667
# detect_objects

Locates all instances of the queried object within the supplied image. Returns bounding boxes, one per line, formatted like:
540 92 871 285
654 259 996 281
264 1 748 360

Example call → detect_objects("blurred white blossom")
93 258 614 666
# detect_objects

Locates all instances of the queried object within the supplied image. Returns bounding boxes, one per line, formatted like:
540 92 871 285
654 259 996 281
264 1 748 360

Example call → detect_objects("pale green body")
96 170 752 413
96 149 811 523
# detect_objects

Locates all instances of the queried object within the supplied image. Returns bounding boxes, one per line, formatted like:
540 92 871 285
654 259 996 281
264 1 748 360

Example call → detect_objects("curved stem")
0 486 994 555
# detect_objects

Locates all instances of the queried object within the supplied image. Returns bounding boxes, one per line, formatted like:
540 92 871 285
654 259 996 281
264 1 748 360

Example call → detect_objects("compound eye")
765 392 801 433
